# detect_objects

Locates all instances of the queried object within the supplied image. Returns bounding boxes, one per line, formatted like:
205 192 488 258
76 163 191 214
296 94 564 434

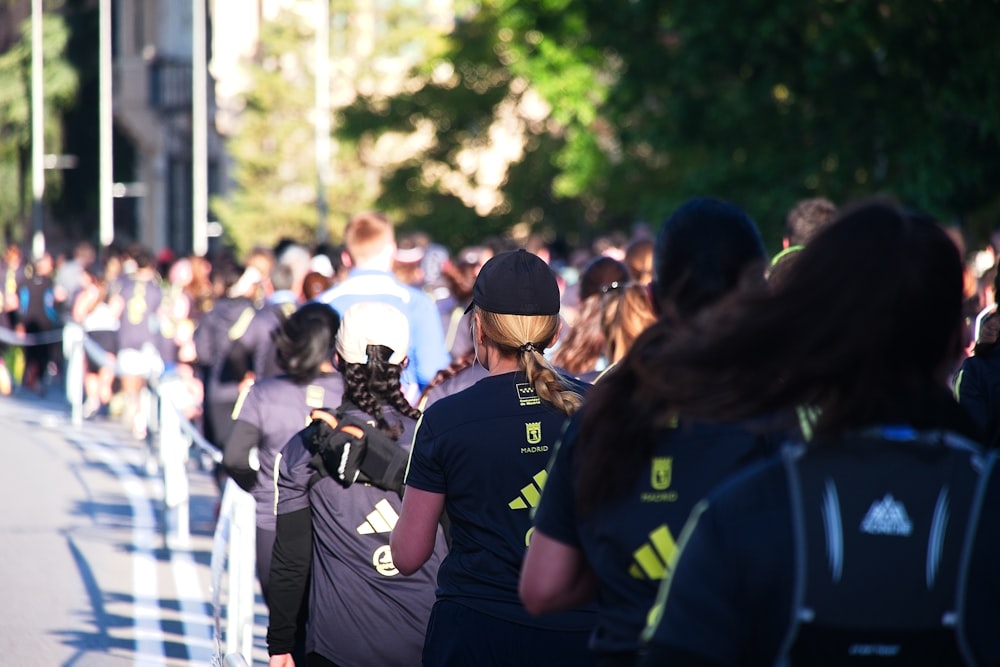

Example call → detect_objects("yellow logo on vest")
509 470 548 510
629 524 679 580
525 421 542 444
651 457 672 490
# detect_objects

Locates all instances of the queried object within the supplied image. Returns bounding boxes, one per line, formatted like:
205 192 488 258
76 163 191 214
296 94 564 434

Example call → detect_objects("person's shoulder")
422 375 494 421
704 450 788 514
246 374 296 398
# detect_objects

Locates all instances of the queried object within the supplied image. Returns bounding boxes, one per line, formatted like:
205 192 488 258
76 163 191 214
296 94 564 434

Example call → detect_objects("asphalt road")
0 388 268 666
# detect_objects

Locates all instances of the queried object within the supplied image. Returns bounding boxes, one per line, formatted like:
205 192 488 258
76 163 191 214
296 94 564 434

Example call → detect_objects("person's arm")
267 432 315 661
222 385 262 491
266 506 312 658
520 531 598 614
223 419 262 492
391 486 445 575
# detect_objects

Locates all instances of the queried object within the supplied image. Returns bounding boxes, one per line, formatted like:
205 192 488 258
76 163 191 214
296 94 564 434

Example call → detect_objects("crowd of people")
4 193 1000 666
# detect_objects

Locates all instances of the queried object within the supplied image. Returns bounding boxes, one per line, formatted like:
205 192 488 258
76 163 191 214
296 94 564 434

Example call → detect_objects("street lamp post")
31 0 45 260
315 0 331 244
192 0 208 257
99 0 113 247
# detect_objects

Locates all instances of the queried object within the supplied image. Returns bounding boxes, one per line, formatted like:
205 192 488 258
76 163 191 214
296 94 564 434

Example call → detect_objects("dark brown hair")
577 198 964 513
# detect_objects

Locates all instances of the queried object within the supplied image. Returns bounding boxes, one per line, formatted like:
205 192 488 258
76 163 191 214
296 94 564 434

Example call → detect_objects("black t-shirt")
405 370 595 630
114 274 164 351
534 412 777 654
642 430 1000 667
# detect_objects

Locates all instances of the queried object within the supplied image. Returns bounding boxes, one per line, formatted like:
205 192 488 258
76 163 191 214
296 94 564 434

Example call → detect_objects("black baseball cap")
465 249 560 315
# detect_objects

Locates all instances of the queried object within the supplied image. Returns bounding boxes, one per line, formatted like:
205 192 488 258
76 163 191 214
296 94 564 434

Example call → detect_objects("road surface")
0 389 268 666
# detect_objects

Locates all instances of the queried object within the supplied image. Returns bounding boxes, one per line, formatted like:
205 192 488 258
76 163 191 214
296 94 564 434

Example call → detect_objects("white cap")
336 302 410 365
310 254 334 277
228 266 262 297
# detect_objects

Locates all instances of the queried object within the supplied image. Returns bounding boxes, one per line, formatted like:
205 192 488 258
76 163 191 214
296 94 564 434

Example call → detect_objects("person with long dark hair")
391 249 596 666
519 198 780 666
267 301 446 667
224 302 344 600
634 199 1000 665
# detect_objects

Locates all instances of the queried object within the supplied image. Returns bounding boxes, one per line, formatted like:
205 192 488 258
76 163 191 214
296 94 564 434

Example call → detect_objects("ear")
547 317 564 348
473 312 485 346
341 250 353 269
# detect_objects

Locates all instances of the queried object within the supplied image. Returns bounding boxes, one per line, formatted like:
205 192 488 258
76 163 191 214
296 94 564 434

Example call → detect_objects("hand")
268 654 295 667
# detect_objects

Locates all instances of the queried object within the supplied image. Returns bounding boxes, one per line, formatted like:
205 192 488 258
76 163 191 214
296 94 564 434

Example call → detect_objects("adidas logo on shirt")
509 470 548 510
357 499 400 535
860 494 912 536
628 524 679 580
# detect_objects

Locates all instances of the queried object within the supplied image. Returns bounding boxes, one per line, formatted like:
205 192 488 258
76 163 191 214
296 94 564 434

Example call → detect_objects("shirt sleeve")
275 431 314 516
532 415 582 548
641 500 752 666
223 419 262 492
267 506 312 656
402 413 447 494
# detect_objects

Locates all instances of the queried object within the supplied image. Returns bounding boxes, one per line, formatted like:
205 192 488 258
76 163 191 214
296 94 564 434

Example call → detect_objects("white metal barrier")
4 321 260 667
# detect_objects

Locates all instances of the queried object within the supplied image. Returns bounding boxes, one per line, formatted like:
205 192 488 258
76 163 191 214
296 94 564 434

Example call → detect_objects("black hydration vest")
781 429 994 666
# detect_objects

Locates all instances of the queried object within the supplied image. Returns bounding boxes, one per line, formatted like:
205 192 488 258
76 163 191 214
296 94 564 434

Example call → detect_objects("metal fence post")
225 481 257 663
62 323 85 426
158 375 191 549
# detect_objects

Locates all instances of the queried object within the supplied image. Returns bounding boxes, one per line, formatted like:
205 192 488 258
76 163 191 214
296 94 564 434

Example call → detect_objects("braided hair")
475 307 583 416
340 343 421 439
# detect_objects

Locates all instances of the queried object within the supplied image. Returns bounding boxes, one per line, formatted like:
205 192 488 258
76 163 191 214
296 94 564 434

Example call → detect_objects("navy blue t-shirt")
405 370 595 630
114 274 164 351
277 404 447 666
642 432 1000 667
534 412 777 654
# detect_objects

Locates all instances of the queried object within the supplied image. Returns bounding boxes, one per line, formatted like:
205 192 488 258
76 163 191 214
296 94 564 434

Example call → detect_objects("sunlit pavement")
0 389 268 666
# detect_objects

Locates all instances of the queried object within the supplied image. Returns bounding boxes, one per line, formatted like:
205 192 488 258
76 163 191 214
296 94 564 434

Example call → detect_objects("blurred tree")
211 8 317 258
214 1 453 257
554 0 1000 247
336 3 591 251
0 7 78 245
335 0 1000 252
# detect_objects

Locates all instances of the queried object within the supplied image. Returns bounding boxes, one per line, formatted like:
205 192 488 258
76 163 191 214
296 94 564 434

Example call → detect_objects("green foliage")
568 0 1000 247
225 0 1000 257
334 4 592 251
0 9 79 240
211 8 321 257
330 0 1000 254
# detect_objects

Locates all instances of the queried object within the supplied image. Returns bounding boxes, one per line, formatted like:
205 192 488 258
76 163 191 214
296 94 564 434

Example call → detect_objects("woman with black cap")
391 249 596 666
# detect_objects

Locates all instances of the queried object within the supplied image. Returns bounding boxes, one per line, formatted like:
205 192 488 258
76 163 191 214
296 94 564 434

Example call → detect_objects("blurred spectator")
552 256 630 381
316 211 449 397
768 196 838 286
624 238 654 286
108 243 165 438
